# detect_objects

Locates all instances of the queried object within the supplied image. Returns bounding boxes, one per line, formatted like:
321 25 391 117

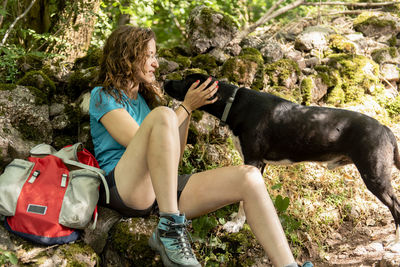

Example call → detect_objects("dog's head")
164 73 239 117
164 73 211 101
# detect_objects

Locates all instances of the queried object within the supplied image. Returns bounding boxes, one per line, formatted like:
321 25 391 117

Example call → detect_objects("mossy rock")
386 95 400 118
158 48 191 69
66 67 99 100
264 59 301 87
73 47 102 70
191 54 218 76
187 5 238 39
371 47 399 64
328 34 356 54
220 50 265 88
165 72 183 81
316 53 382 105
109 216 161 266
183 68 208 77
354 12 397 36
16 53 44 71
16 70 55 103
267 85 302 104
12 117 48 142
57 242 99 266
300 77 313 106
0 83 17 91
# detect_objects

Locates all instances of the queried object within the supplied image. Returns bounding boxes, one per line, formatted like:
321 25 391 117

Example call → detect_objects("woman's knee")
237 165 265 192
149 106 178 128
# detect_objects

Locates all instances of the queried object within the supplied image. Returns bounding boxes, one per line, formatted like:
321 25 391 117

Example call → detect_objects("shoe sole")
148 233 201 267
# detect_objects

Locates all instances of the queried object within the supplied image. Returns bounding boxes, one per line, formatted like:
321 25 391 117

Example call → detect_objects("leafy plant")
0 44 25 82
0 248 18 266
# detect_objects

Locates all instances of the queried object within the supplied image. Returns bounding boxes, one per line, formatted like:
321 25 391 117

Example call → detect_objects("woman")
89 25 313 267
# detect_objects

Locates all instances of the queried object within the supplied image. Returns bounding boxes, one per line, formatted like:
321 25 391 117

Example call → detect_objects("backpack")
0 143 109 245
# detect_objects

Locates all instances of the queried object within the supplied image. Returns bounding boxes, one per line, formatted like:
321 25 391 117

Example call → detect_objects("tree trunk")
24 0 50 34
50 0 101 63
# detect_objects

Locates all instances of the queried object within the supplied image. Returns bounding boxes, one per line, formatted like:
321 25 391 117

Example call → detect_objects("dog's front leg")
223 201 246 233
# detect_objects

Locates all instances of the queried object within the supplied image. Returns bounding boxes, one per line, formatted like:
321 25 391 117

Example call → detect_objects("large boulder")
186 5 238 54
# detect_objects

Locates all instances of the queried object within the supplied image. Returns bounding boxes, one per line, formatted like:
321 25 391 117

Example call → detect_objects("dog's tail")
386 126 400 170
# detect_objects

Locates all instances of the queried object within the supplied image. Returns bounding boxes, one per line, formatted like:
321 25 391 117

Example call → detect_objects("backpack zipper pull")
28 170 40 184
61 173 68 187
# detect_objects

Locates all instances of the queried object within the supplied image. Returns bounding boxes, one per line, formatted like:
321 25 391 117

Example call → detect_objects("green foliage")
192 216 218 239
0 248 18 265
0 45 25 83
386 95 400 118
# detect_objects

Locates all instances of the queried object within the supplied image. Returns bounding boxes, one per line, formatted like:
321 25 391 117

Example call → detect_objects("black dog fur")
164 73 400 231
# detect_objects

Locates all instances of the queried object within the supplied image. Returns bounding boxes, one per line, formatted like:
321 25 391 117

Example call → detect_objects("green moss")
191 110 203 122
386 95 400 117
371 47 399 64
328 34 356 54
388 35 397 47
111 218 160 266
16 54 44 70
239 47 264 64
12 118 44 142
353 12 375 25
0 83 17 91
220 51 265 89
165 72 183 81
58 242 99 267
26 85 48 105
264 59 301 87
16 70 55 102
300 77 313 105
67 67 99 100
322 53 381 105
354 13 396 31
191 54 218 75
268 86 302 104
183 68 208 77
187 6 238 38
217 225 257 266
158 48 191 69
73 47 102 69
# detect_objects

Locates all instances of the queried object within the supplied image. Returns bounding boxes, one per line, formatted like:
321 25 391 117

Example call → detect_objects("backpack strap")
29 143 110 204
62 158 110 205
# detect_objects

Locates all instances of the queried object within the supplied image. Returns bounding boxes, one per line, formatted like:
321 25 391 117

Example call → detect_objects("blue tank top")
89 87 151 174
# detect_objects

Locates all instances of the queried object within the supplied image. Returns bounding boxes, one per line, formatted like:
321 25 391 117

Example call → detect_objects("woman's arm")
100 108 140 148
174 77 219 161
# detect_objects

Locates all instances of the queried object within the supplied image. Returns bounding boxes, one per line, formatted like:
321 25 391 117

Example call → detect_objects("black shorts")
98 168 192 217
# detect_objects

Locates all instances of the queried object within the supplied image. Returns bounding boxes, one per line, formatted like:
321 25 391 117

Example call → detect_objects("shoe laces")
162 219 195 258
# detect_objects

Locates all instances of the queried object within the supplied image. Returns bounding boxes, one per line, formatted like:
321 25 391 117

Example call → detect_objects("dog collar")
220 87 239 126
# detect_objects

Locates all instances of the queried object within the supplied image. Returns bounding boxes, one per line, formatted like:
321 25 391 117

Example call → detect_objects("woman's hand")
181 77 219 112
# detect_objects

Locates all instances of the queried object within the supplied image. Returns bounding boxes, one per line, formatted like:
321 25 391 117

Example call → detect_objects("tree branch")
228 0 305 47
0 0 37 46
327 8 383 16
169 6 187 39
304 1 398 7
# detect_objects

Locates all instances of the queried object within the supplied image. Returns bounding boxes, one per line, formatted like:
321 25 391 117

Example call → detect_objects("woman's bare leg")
115 106 181 213
179 165 296 267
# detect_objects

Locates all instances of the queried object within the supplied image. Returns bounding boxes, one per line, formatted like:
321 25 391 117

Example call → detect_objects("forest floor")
252 210 399 267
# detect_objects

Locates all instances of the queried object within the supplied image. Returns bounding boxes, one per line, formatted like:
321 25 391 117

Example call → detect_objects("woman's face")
137 38 159 84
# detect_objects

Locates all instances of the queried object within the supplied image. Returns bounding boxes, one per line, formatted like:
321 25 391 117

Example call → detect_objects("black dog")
164 73 400 240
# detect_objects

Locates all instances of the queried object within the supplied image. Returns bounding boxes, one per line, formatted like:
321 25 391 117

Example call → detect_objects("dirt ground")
253 218 400 266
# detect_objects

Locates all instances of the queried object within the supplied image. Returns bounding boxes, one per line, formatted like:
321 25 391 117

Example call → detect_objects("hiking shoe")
300 262 313 267
149 214 201 267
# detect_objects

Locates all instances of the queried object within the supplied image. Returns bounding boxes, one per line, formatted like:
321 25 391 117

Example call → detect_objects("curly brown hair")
97 25 164 108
